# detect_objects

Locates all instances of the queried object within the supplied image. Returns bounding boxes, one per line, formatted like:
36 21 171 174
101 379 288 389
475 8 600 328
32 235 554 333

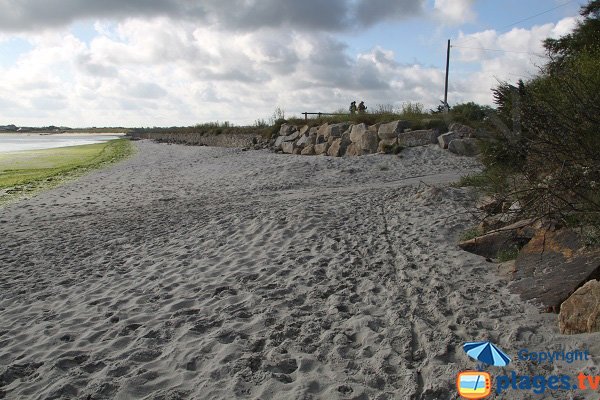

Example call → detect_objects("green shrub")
479 0 600 229
460 227 483 241
378 142 403 155
497 247 520 262
450 102 494 124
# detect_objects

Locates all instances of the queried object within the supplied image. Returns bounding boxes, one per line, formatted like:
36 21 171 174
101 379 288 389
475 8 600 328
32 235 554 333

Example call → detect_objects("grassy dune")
0 138 133 203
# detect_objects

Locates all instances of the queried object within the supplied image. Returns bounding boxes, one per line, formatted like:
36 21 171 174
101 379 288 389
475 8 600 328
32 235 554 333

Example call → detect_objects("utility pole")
443 39 450 113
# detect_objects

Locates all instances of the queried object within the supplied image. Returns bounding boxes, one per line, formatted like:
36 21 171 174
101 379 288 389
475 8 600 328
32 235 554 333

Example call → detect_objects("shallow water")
0 134 122 153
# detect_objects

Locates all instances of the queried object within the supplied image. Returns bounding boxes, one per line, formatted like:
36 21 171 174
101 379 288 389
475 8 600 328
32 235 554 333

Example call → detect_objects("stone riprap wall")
135 131 269 149
272 120 485 157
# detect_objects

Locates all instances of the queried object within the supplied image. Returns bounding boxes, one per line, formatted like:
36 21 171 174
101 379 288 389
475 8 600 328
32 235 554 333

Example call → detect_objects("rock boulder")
324 123 350 141
378 120 410 140
296 133 315 148
350 123 367 143
559 280 600 334
350 123 378 154
509 228 600 311
398 129 438 147
301 145 315 156
314 142 329 155
448 123 475 137
448 138 481 156
345 143 362 156
281 142 294 154
279 124 297 136
438 131 461 149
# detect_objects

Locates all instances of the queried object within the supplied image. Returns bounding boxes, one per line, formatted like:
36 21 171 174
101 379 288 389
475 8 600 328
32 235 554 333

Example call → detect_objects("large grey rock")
274 135 285 149
281 142 295 154
296 133 315 148
350 123 367 143
327 139 343 157
350 123 378 154
345 143 362 156
448 123 475 137
328 134 351 157
316 123 329 144
448 138 481 156
282 130 301 142
314 142 329 155
279 124 297 136
299 125 310 136
559 280 600 334
325 123 350 140
438 131 462 149
509 228 600 311
378 120 410 140
398 129 438 147
360 130 379 154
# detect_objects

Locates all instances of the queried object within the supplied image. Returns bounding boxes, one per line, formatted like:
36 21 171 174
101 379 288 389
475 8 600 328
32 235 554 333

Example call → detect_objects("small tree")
486 0 600 226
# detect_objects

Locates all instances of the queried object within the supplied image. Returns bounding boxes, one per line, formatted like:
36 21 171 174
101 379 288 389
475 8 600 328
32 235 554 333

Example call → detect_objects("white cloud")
448 16 579 106
434 0 476 25
0 7 582 127
0 19 431 126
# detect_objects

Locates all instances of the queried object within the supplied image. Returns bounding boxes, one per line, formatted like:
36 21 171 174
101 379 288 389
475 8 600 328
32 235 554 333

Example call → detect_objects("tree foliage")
486 0 600 227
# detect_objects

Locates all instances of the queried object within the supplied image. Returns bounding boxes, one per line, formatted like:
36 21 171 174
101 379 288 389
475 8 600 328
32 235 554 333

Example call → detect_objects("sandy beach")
1 141 598 399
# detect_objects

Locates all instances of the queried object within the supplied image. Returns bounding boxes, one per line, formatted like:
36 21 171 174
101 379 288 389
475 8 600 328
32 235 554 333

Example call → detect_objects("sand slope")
0 142 598 399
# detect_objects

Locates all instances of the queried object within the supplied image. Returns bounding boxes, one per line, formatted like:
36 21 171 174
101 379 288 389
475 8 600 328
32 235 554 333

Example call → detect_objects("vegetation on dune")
0 138 133 203
130 100 491 141
461 0 600 230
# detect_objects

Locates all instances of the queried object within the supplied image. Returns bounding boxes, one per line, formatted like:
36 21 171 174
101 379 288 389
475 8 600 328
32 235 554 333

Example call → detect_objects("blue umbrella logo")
463 341 511 367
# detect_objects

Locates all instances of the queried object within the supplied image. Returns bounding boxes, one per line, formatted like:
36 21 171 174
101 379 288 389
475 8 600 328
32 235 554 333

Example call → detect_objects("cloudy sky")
0 0 583 127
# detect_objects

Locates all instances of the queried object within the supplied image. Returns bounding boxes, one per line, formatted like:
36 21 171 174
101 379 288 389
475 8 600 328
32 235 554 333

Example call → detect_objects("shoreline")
0 139 134 206
0 141 598 399
0 132 126 136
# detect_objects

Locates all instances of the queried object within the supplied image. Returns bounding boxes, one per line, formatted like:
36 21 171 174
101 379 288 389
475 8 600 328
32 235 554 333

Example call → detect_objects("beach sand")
1 141 598 399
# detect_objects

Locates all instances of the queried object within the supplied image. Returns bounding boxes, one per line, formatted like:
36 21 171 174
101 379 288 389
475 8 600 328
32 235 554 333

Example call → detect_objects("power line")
453 0 579 47
451 45 547 57
501 0 578 30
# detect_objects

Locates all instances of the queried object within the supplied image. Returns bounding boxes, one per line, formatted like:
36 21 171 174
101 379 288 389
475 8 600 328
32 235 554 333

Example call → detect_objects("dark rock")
509 228 600 311
458 219 538 259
